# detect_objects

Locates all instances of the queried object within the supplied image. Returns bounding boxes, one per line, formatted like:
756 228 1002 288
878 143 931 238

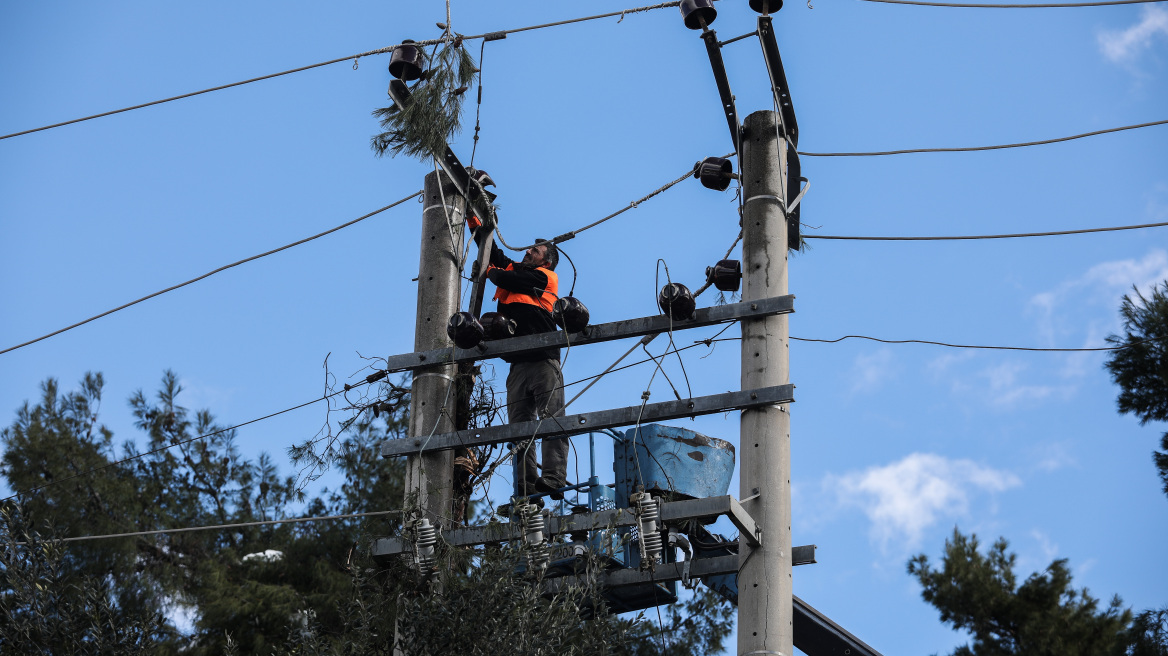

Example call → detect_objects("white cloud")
979 361 1067 408
1030 441 1078 472
1031 529 1060 562
826 453 1021 552
849 348 896 393
1028 249 1168 346
1098 6 1168 63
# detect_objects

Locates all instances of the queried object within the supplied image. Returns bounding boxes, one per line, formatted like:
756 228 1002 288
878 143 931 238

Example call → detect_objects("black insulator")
466 166 495 188
750 0 785 13
679 0 717 29
447 311 485 350
480 312 517 341
705 259 742 292
658 283 696 320
388 40 426 81
694 156 734 192
553 297 591 334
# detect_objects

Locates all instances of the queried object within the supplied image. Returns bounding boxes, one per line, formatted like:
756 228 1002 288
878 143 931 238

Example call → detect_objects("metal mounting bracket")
380 384 794 457
376 294 794 377
700 29 741 153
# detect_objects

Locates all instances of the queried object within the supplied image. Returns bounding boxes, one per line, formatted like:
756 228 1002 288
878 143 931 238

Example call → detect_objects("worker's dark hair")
535 239 559 271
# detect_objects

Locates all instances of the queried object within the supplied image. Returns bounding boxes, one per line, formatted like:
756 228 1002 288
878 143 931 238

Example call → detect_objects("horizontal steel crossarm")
378 295 794 376
380 384 795 458
543 548 816 594
370 496 787 558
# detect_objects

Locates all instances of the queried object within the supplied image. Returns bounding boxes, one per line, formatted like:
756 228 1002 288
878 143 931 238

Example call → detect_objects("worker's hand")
485 266 501 283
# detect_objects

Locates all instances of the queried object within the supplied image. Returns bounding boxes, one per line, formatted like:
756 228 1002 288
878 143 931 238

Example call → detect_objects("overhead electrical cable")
854 0 1166 7
13 510 401 547
0 2 682 142
0 192 422 356
799 118 1168 157
792 334 1167 352
497 155 732 252
9 327 1153 503
805 220 1168 241
0 387 356 504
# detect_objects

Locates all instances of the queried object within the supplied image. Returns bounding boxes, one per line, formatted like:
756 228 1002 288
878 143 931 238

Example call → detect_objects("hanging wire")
11 510 402 547
854 0 1166 7
800 118 1168 156
806 220 1168 241
0 191 423 356
0 2 684 141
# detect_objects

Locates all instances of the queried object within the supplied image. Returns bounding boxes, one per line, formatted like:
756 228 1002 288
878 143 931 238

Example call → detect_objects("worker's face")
522 244 548 267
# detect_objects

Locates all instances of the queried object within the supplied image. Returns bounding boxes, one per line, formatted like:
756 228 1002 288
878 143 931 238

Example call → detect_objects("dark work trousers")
506 358 568 496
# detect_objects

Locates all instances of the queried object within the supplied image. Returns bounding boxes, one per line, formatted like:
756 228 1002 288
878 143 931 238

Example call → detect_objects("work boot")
535 477 566 501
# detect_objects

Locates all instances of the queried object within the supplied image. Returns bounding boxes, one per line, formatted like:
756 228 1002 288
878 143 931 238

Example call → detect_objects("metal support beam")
378 294 793 376
756 17 799 147
700 29 741 153
794 595 885 656
372 495 794 558
380 384 794 458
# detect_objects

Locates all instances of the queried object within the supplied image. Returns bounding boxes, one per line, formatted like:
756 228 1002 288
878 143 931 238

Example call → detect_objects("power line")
0 2 681 142
497 155 734 252
0 386 356 504
799 118 1168 157
854 0 1166 7
805 220 1168 241
0 191 422 356
791 334 1162 351
14 510 401 547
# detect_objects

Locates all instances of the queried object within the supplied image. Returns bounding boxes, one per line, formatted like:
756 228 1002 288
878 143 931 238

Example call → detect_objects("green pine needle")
371 39 477 160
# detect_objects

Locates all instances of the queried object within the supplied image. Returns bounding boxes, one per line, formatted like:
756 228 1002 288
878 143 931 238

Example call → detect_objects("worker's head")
523 239 559 270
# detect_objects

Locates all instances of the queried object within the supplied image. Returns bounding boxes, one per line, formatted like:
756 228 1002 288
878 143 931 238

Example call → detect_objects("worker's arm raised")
487 266 549 296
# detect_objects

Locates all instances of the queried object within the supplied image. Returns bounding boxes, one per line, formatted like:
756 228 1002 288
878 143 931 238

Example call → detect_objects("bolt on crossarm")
738 109 793 656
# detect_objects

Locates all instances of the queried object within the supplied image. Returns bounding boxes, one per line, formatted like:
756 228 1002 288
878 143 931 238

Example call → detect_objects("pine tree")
1105 280 1168 500
908 528 1168 656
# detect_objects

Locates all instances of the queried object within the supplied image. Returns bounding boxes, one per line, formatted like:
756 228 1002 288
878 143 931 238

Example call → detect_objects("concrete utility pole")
738 109 793 656
404 170 466 526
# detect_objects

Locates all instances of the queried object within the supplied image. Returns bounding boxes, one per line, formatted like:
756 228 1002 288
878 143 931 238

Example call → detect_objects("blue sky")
2 1 1166 654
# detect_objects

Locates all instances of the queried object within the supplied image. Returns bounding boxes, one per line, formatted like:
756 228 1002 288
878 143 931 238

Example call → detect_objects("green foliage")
2 371 733 655
0 372 406 655
0 504 162 655
371 38 477 160
909 528 1133 656
1105 281 1168 499
629 585 736 656
1127 608 1168 656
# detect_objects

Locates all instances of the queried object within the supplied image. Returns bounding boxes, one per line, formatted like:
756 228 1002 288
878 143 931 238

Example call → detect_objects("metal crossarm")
372 495 773 557
380 384 794 458
372 494 816 563
542 547 818 593
377 295 794 376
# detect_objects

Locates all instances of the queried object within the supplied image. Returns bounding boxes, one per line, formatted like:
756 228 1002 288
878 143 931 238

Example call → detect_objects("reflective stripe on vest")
492 264 558 312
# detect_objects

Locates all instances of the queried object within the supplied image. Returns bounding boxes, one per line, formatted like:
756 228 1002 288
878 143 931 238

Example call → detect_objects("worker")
484 238 568 501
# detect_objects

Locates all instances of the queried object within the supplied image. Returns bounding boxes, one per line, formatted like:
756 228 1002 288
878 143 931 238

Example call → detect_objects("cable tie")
745 194 786 209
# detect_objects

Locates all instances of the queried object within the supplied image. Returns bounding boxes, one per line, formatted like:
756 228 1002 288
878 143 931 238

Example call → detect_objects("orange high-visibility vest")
491 264 558 312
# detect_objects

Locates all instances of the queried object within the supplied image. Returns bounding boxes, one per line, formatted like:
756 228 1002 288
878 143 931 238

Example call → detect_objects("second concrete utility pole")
738 109 793 656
